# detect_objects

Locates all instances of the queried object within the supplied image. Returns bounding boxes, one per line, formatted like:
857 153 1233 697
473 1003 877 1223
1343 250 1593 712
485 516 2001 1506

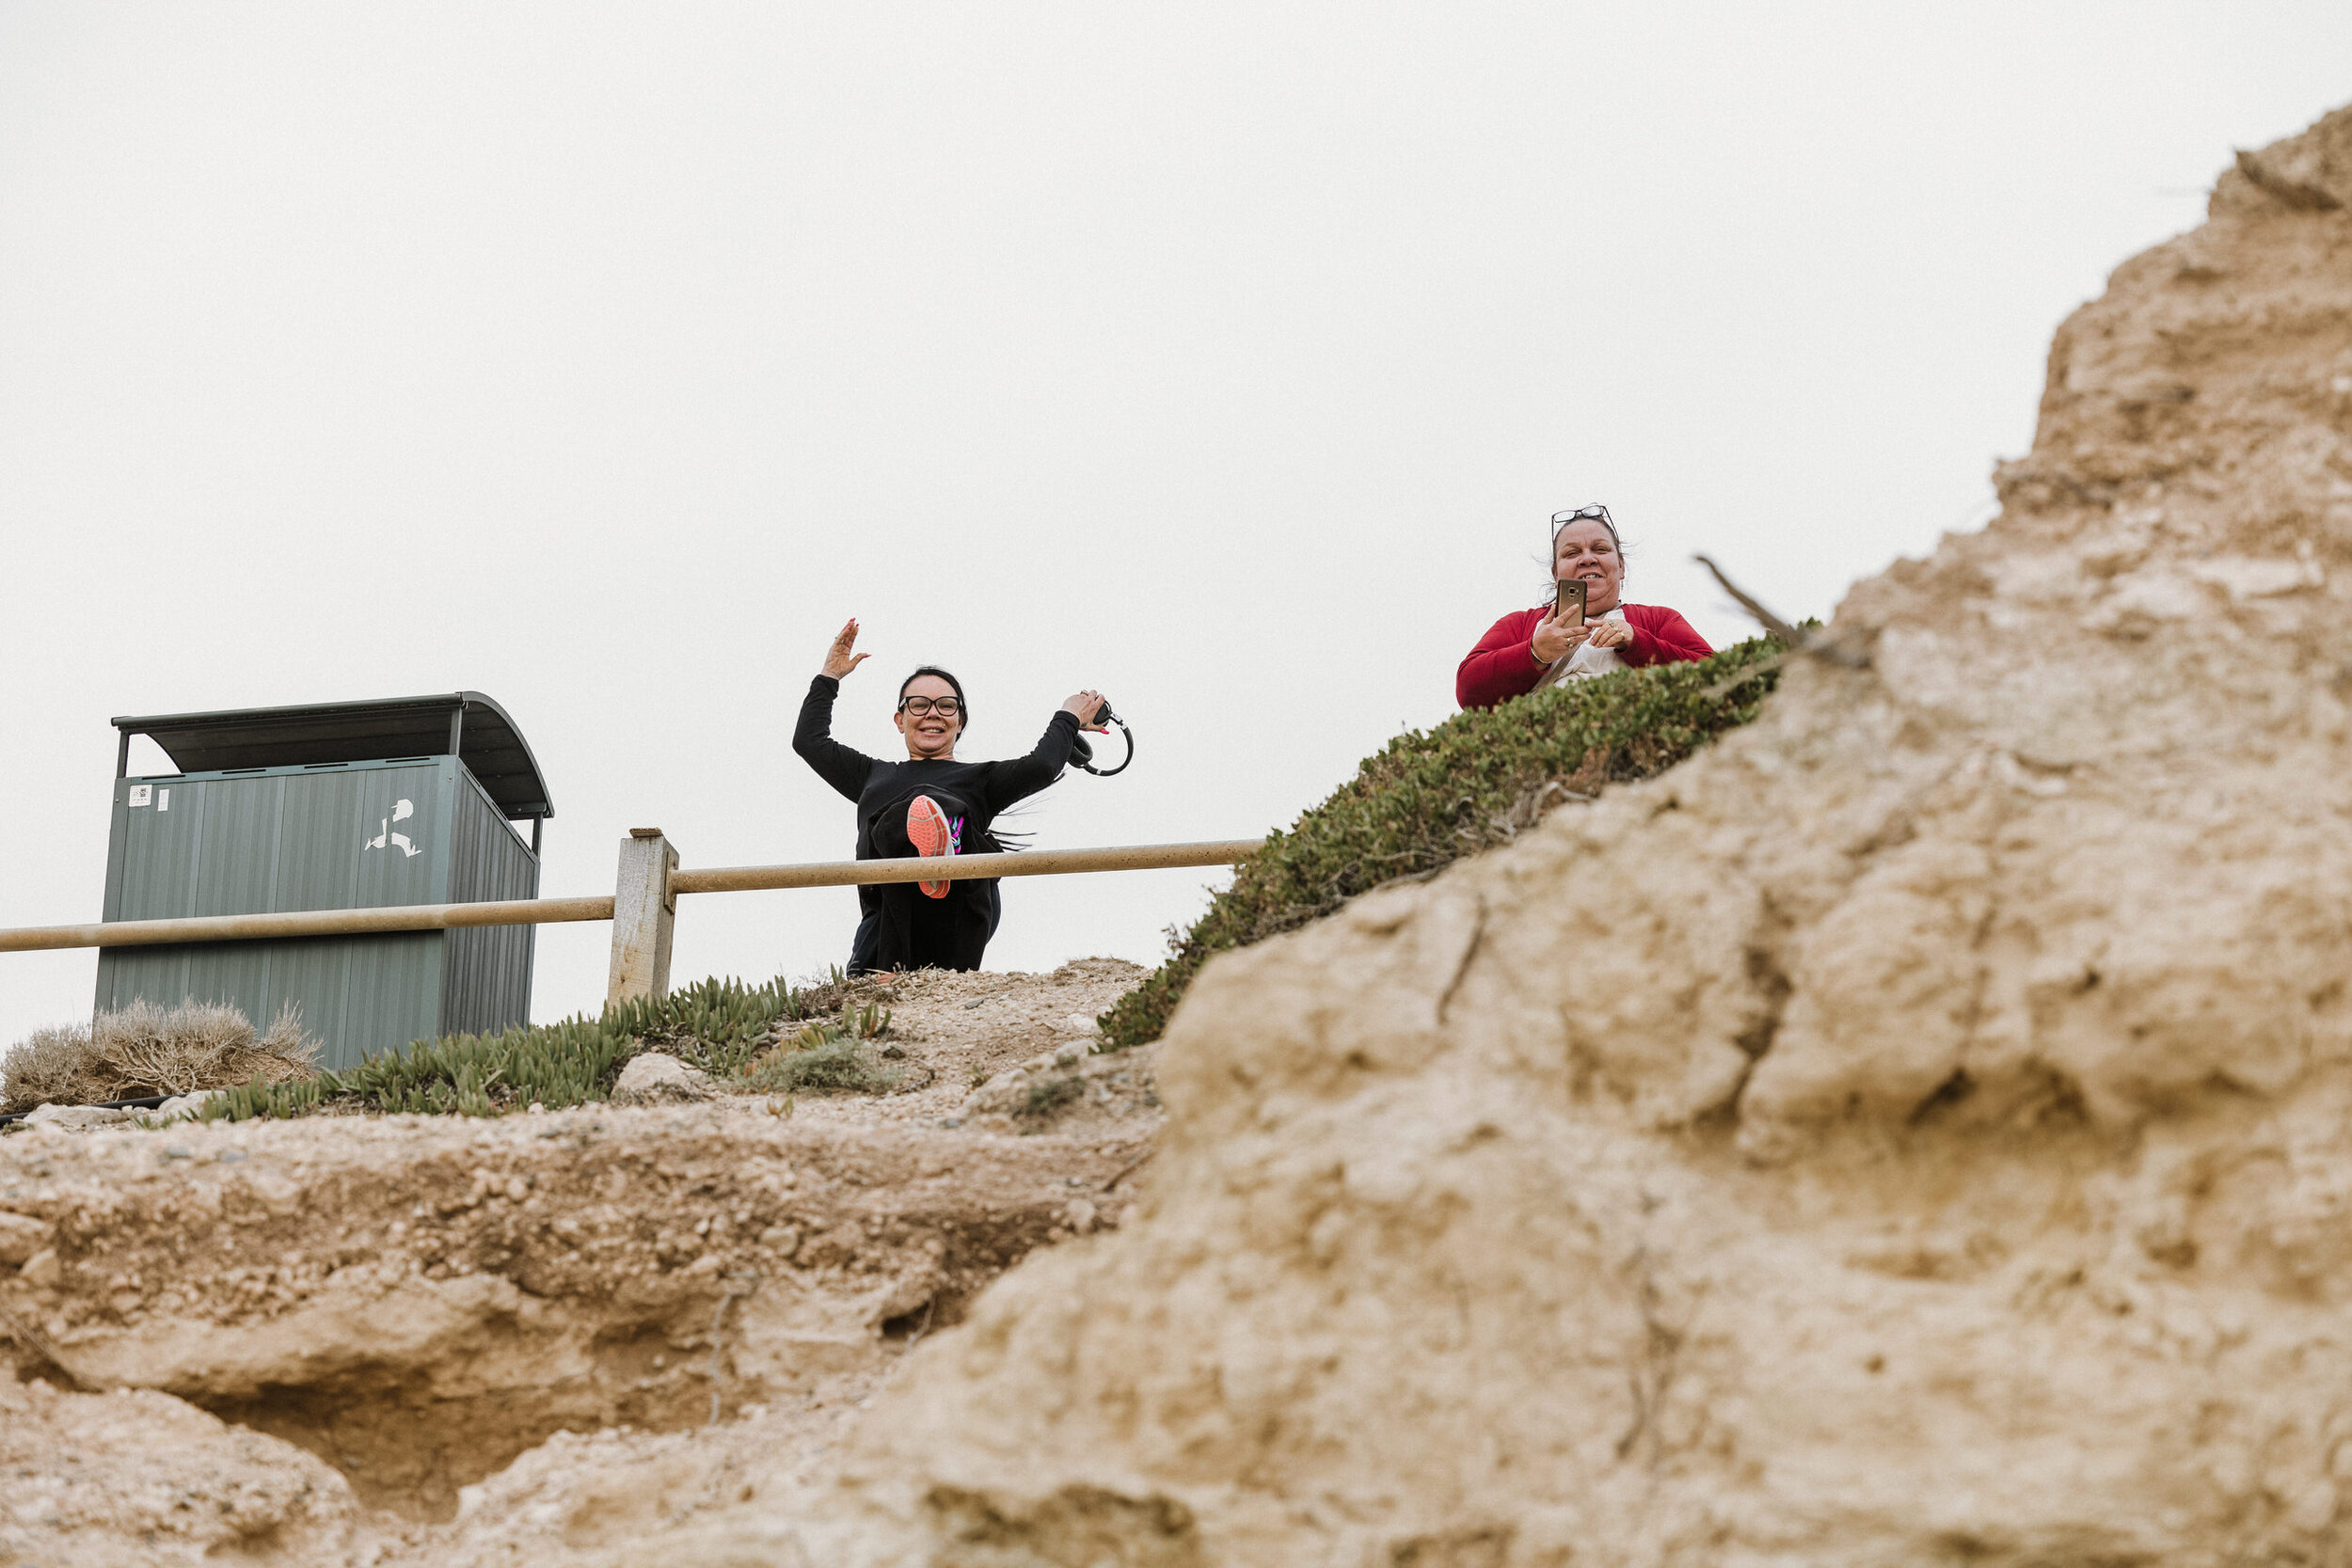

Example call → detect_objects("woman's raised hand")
1060 689 1109 731
1530 613 1593 665
822 619 870 680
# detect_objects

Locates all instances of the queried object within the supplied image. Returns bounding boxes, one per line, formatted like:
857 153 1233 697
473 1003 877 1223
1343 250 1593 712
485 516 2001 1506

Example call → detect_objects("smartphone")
1553 578 1587 626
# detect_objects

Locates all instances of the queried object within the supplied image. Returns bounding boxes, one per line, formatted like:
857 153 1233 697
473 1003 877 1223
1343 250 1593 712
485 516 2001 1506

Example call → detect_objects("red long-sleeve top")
1456 604 1715 709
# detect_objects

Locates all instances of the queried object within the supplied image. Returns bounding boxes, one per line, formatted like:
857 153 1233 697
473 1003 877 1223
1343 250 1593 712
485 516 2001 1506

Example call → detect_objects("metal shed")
96 692 553 1071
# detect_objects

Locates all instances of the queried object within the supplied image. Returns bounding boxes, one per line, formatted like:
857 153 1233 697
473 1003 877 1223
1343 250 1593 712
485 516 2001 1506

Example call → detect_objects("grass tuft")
1097 634 1789 1049
205 974 893 1121
1018 1075 1084 1119
746 1035 897 1095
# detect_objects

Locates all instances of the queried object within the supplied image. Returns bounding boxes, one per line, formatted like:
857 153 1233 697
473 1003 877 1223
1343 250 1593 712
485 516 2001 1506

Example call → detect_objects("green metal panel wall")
439 767 539 1037
94 757 533 1070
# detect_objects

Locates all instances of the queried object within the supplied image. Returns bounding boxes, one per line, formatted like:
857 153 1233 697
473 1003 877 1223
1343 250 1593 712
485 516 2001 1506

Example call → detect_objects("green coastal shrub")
208 974 863 1120
1097 633 1788 1049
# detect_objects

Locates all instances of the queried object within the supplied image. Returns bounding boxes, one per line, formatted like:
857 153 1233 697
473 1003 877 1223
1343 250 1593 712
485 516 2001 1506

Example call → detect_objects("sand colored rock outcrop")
0 961 1159 1561
0 1103 1151 1525
700 103 2352 1564
0 1373 358 1564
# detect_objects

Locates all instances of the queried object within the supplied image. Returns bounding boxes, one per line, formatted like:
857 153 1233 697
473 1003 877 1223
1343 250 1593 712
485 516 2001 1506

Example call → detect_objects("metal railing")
0 835 1264 1004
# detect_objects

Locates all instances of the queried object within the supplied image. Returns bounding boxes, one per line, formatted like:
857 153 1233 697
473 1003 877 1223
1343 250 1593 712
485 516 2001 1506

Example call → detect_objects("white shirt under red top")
1455 603 1714 710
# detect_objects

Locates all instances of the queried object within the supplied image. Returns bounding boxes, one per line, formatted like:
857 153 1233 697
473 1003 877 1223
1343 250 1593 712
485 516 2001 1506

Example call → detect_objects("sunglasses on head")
1551 503 1613 531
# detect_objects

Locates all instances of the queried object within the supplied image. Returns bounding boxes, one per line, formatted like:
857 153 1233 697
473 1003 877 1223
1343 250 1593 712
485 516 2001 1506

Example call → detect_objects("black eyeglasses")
1551 503 1613 531
899 696 962 718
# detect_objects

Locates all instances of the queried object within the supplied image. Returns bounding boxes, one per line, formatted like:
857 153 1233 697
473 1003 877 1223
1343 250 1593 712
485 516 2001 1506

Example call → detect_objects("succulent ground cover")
1098 631 1789 1048
208 975 896 1119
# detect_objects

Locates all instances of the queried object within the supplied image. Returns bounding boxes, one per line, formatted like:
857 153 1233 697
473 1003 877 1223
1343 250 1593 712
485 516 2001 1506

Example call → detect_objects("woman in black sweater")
793 618 1108 975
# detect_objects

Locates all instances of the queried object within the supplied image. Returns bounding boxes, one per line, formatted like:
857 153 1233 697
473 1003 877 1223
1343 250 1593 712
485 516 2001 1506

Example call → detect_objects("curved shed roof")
112 691 553 820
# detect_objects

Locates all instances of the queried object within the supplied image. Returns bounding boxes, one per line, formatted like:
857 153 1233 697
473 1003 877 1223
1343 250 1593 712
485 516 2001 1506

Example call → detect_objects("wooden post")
607 829 679 1006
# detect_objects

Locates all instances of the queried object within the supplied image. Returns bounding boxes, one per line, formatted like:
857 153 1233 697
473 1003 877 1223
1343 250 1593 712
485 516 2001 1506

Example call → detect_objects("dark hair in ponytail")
898 665 970 729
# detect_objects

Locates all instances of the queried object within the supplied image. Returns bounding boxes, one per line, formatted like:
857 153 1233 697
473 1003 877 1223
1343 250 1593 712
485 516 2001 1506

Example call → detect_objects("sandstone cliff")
736 103 2352 1566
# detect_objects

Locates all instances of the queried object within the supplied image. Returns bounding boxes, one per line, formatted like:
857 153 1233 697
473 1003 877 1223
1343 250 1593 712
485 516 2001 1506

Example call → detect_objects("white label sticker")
157 788 170 812
127 784 151 807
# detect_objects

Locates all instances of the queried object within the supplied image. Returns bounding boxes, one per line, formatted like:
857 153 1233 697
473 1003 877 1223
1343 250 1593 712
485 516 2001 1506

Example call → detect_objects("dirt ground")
776 956 1166 1139
0 958 1160 1564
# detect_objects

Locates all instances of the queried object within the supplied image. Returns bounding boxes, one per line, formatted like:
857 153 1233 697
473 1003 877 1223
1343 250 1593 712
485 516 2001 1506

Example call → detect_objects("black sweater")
793 674 1079 971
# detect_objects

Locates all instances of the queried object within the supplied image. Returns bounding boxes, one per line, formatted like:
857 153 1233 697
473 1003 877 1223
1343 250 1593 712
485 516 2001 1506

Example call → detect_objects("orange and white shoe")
906 794 955 898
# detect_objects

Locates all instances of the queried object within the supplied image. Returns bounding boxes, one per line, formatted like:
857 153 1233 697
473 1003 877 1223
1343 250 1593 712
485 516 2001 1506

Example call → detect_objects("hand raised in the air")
821 619 870 681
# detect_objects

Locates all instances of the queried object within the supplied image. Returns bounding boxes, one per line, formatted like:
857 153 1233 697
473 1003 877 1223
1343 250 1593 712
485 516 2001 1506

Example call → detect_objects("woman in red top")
1456 504 1714 709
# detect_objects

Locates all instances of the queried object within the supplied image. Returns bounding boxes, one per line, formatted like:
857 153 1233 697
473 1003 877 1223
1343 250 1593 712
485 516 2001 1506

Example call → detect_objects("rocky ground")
0 958 1161 1564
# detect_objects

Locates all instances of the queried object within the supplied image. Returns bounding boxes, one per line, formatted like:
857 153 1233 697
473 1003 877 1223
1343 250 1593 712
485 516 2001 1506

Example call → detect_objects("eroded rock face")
0 1107 1137 1523
739 103 2352 1565
0 1374 358 1565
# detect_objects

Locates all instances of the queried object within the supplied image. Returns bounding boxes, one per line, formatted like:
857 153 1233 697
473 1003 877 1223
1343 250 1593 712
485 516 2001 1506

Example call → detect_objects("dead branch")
1692 554 1870 670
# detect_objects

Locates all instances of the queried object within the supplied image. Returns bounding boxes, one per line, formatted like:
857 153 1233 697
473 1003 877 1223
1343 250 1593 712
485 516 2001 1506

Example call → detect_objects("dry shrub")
0 1023 105 1111
0 999 321 1110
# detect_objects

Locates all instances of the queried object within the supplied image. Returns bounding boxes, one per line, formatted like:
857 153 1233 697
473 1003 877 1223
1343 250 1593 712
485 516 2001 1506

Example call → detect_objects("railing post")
607 829 679 1007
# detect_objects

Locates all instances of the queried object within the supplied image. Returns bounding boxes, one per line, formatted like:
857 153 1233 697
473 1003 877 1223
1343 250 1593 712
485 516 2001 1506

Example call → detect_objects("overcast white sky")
3 4 2346 1050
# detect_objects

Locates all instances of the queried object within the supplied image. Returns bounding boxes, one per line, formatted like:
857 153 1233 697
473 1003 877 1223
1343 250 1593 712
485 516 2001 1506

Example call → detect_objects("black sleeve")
983 709 1081 811
793 675 881 803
